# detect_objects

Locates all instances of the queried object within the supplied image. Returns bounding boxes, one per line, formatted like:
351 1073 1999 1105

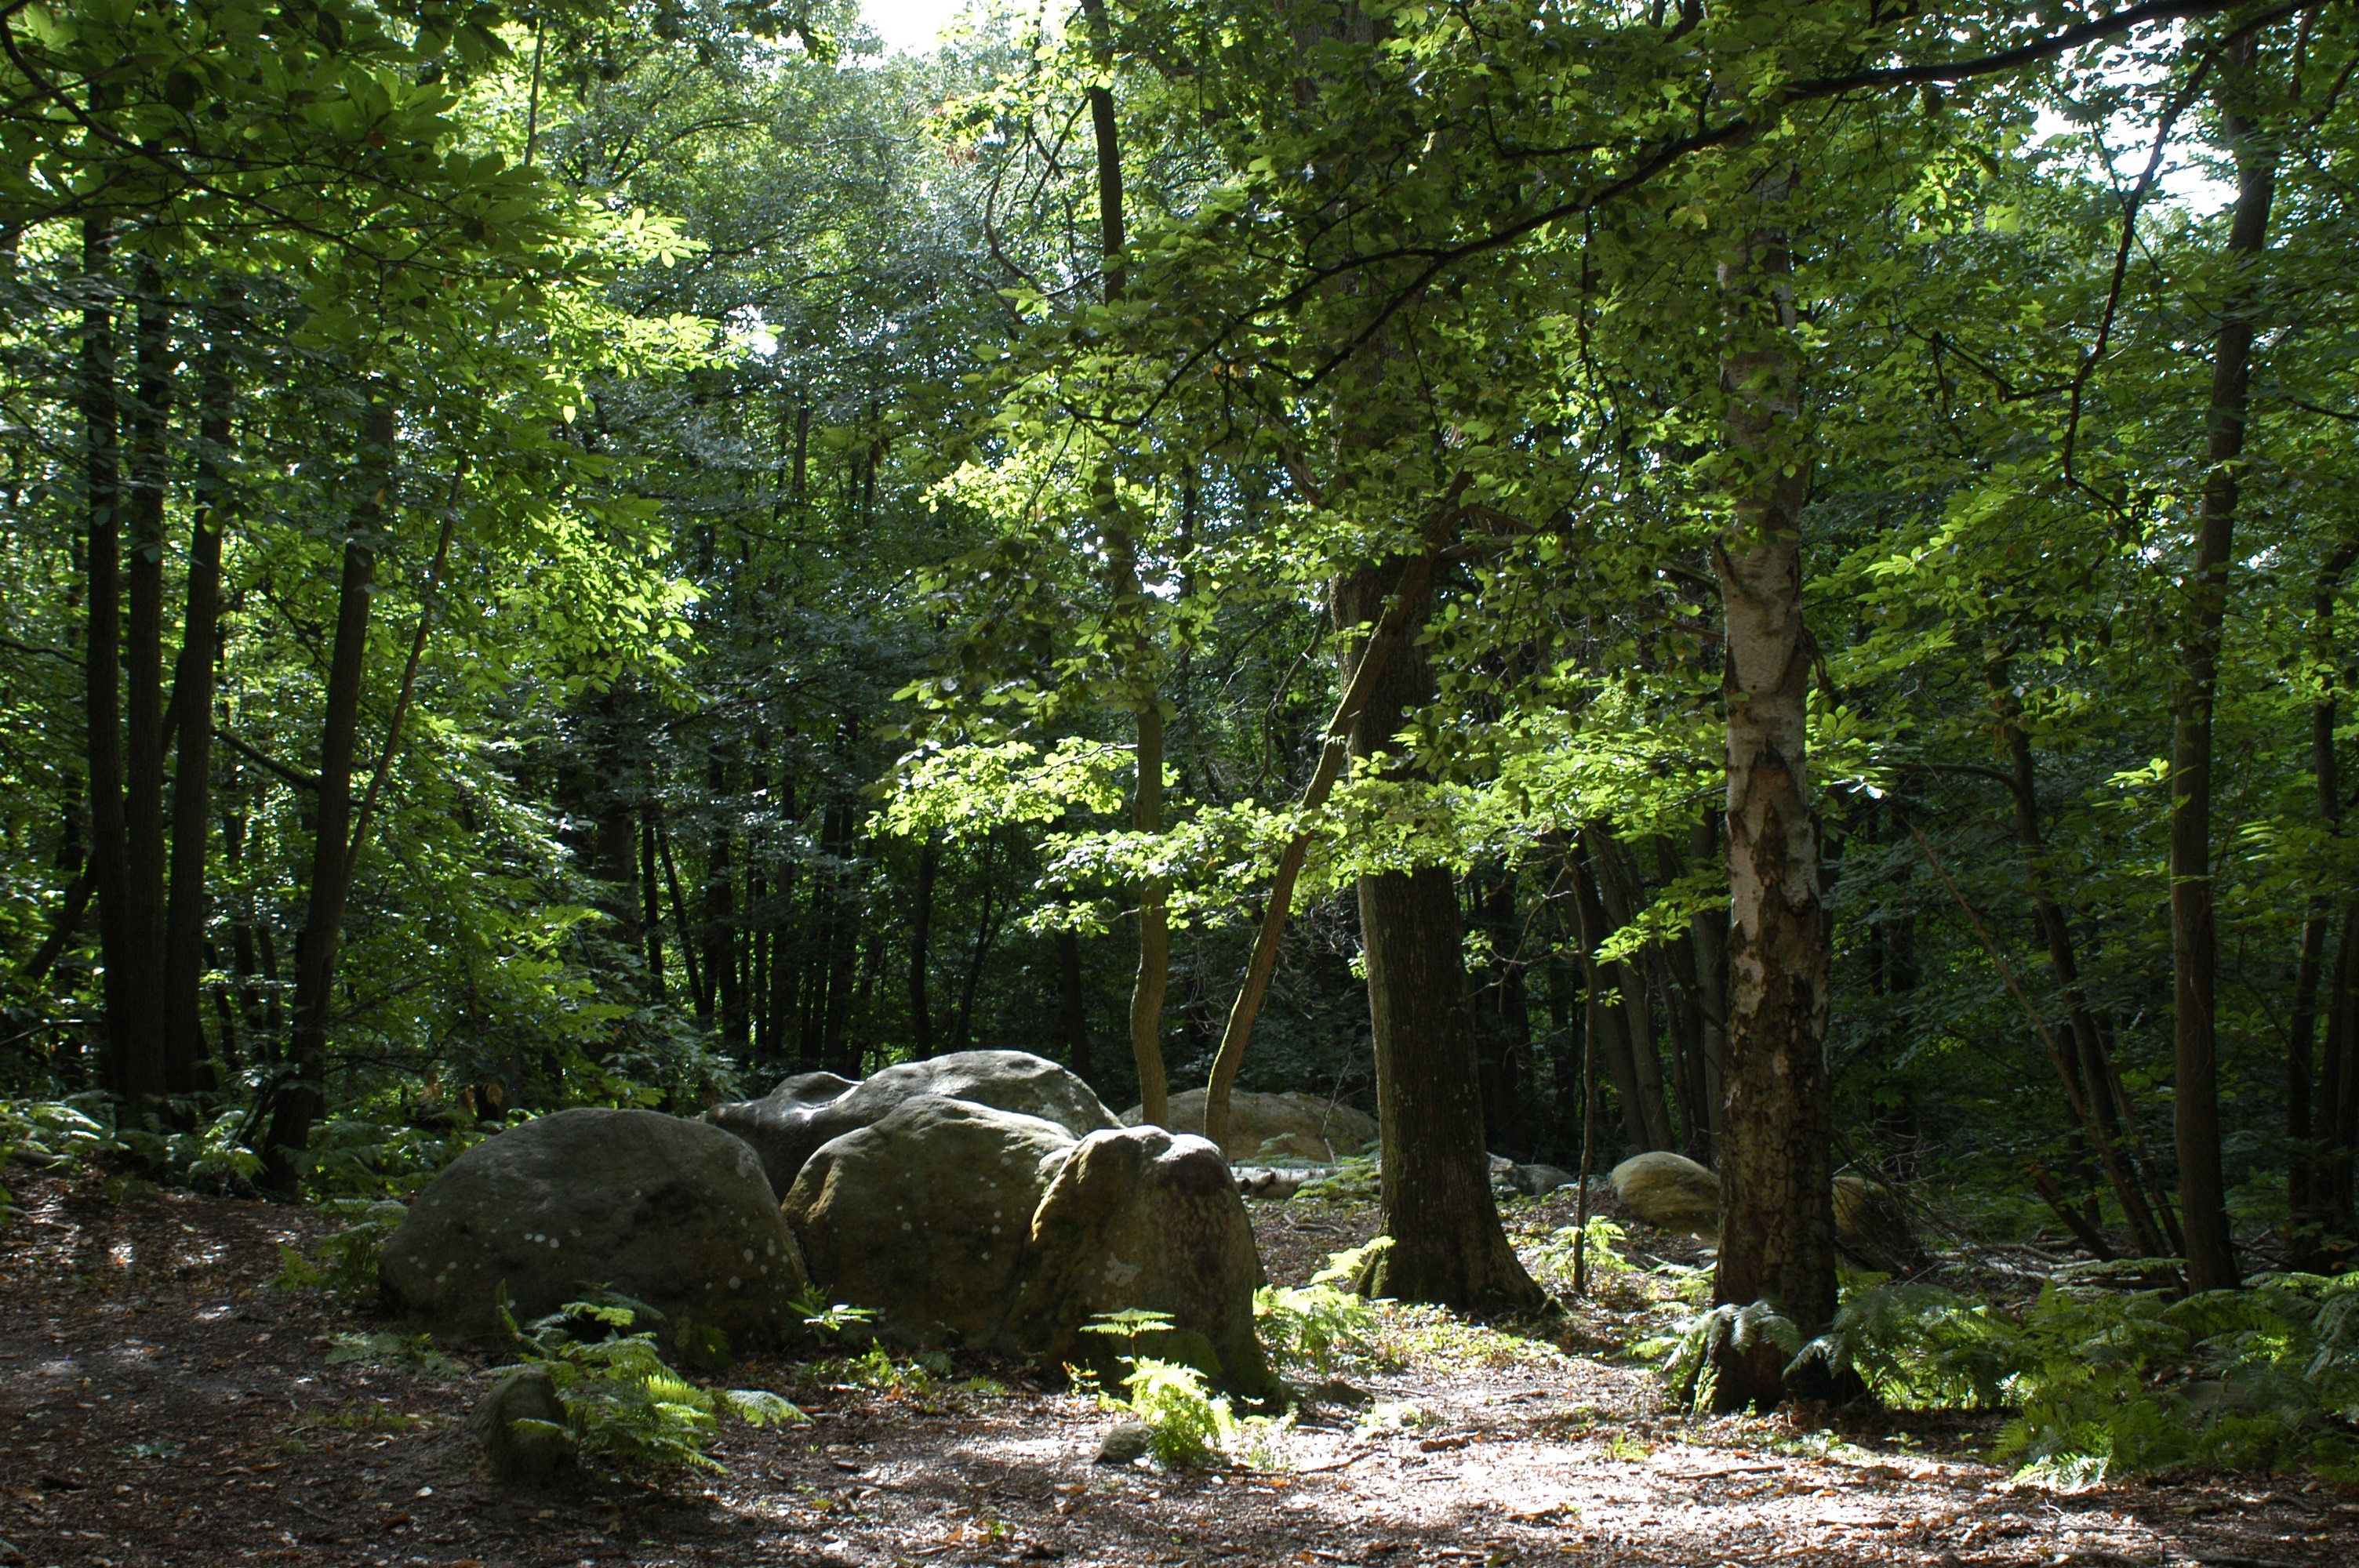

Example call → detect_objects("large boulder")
1005 1124 1278 1400
709 1051 1118 1195
782 1095 1079 1347
1610 1151 1720 1237
380 1108 808 1343
1121 1087 1377 1164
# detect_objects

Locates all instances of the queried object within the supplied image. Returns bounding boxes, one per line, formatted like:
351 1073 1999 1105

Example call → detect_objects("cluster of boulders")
377 1051 1279 1407
380 1051 1929 1485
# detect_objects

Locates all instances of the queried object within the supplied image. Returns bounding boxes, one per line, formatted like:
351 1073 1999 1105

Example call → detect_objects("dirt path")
2 1170 2350 1568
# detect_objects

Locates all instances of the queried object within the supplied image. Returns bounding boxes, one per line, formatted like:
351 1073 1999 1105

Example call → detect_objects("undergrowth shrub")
1532 1217 1637 1290
299 1116 495 1201
500 1294 801 1474
4 1094 276 1205
272 1198 410 1303
1648 1270 2359 1483
1645 1299 1801 1410
1994 1272 2359 1484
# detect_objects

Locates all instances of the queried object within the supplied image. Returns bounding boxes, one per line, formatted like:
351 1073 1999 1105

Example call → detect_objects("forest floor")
2 1165 2354 1568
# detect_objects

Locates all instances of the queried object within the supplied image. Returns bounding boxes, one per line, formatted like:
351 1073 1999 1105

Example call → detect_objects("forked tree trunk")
2171 49 2277 1294
1983 666 2178 1258
1339 563 1541 1313
264 389 397 1185
706 755 743 1049
1589 827 1676 1150
1687 811 1729 1150
1708 157 1839 1413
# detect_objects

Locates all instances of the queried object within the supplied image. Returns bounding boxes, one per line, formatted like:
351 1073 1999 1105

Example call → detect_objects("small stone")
467 1367 576 1483
1096 1420 1153 1465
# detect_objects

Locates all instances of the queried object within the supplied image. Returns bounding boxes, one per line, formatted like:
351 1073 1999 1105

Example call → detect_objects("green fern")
1787 1279 2015 1409
1119 1357 1234 1468
497 1290 804 1474
1255 1240 1394 1374
1652 1298 1801 1410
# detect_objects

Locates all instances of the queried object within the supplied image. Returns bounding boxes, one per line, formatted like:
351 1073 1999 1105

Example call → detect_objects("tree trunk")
162 301 233 1094
2320 909 2359 1228
82 216 135 1099
911 835 939 1057
1203 533 1451 1149
1659 835 1719 1163
264 389 397 1184
820 800 863 1076
1687 811 1728 1149
120 265 173 1101
640 807 666 1002
656 813 706 1016
2170 52 2277 1294
1570 836 1652 1151
705 756 743 1049
951 850 1003 1056
1056 927 1092 1083
1707 154 1839 1413
1338 563 1541 1313
1470 869 1532 1153
2288 541 2357 1265
1986 681 2178 1258
1590 827 1676 1150
1076 0 1168 1127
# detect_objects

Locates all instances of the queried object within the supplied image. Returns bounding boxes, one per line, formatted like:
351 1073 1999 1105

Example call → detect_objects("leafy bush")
791 1287 880 1341
2 1096 121 1168
297 1116 494 1201
323 1330 467 1380
1994 1272 2359 1484
500 1294 802 1474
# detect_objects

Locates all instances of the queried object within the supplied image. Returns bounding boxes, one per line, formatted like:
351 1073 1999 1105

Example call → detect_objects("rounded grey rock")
380 1107 809 1343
